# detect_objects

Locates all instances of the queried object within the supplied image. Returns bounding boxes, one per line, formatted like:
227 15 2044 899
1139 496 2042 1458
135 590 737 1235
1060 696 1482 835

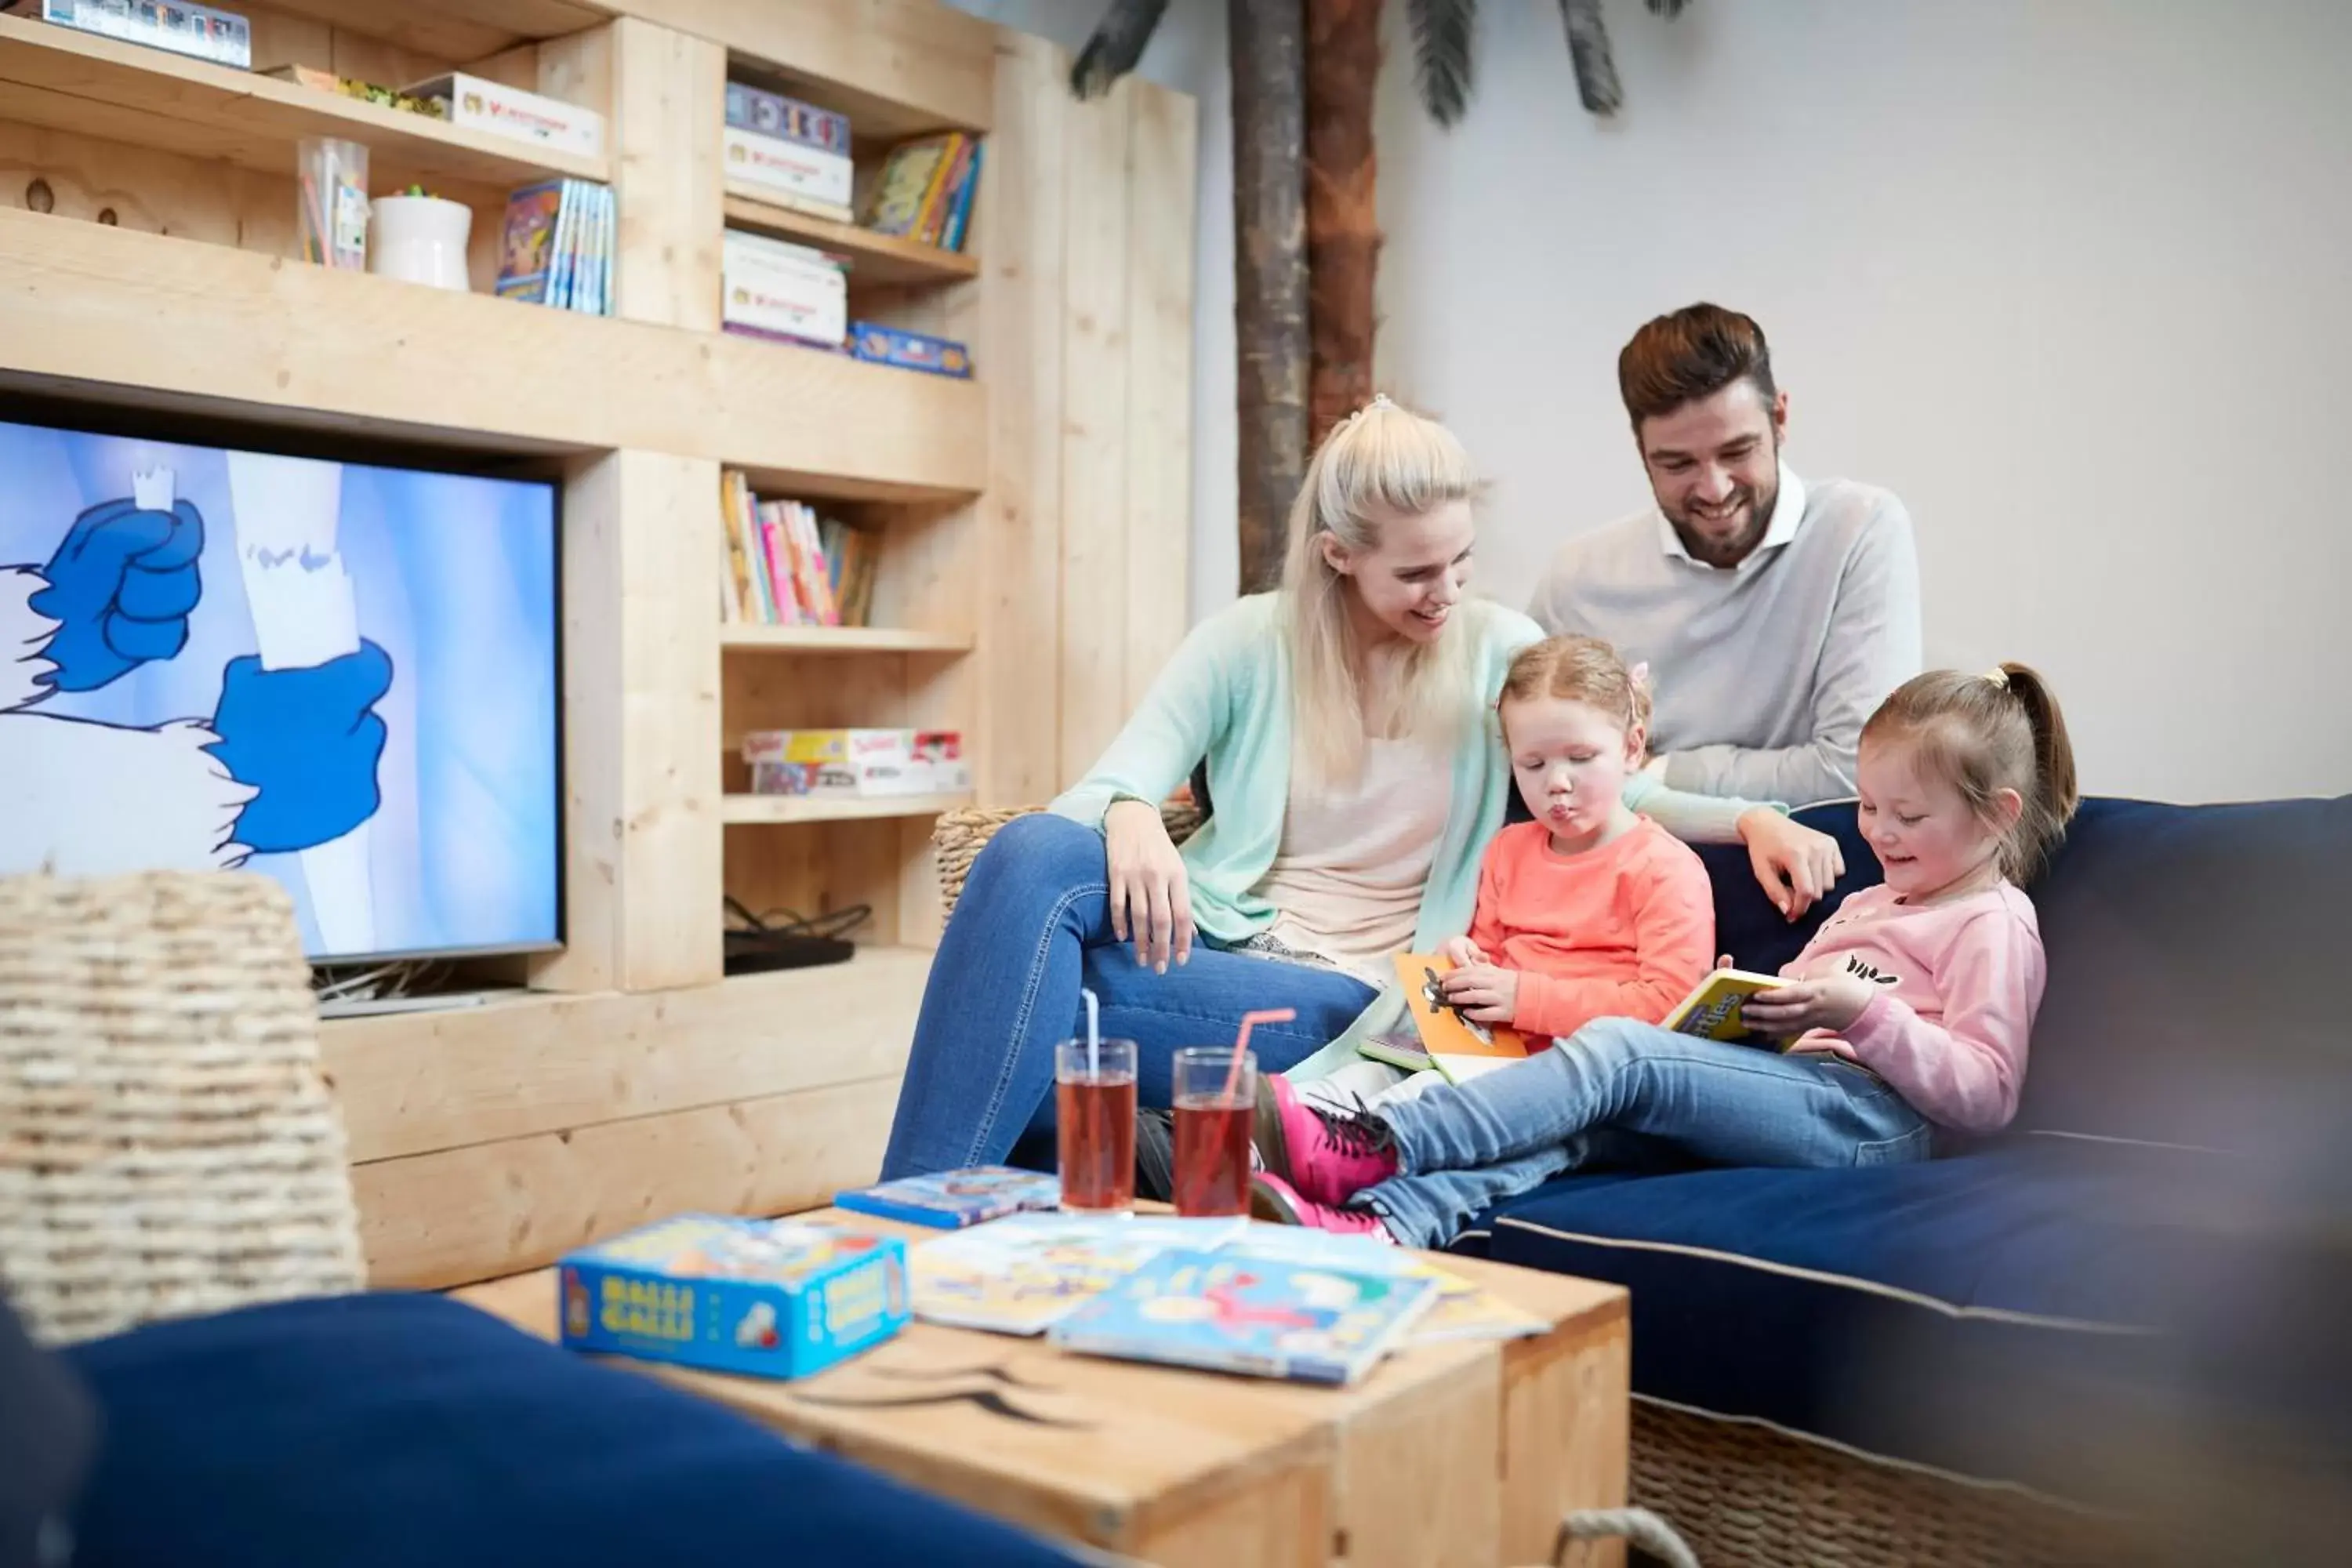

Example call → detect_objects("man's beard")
1668 474 1778 568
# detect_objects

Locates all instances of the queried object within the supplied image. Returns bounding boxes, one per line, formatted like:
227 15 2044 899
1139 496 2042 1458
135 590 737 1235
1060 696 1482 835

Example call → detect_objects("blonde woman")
880 397 1842 1178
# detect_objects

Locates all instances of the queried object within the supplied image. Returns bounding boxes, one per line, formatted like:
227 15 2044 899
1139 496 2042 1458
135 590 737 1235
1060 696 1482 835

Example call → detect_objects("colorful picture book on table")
495 178 614 315
718 470 880 628
559 1214 907 1380
1046 1248 1439 1386
907 1212 1248 1335
835 1167 1061 1229
1359 951 1534 1084
1218 1223 1548 1347
861 132 985 254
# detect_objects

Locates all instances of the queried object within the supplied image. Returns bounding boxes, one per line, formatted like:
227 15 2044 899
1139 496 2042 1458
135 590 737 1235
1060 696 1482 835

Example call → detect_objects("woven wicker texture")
0 872 365 1347
934 801 1202 919
1632 1401 2132 1567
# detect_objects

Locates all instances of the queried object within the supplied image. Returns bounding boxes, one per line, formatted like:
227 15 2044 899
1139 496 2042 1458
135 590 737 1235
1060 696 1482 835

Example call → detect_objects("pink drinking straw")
1225 1008 1294 1102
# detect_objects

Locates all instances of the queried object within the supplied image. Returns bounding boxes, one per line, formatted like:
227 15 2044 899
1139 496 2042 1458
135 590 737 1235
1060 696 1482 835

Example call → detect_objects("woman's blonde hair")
1282 396 1479 785
1498 636 1652 741
1861 662 2082 884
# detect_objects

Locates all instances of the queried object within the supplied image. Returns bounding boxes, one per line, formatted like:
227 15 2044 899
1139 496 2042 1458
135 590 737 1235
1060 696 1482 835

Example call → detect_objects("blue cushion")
1475 1136 2242 1501
1690 797 1881 977
64 1291 1089 1568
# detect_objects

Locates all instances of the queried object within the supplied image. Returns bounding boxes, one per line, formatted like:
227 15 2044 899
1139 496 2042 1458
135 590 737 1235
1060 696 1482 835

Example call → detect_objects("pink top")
1468 818 1715 1040
1784 881 2046 1134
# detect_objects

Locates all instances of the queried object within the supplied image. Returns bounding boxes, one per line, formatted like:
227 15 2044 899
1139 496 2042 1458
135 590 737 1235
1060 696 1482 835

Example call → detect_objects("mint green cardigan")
1048 592 1768 1076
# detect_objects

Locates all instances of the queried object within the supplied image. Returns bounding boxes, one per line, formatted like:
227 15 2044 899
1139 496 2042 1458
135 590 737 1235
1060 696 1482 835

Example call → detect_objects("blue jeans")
880 813 1378 1178
1363 1015 1934 1247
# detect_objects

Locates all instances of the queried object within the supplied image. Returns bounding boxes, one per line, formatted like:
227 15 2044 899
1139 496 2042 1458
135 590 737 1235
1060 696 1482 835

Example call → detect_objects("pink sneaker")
1250 1173 1394 1241
1251 1076 1399 1206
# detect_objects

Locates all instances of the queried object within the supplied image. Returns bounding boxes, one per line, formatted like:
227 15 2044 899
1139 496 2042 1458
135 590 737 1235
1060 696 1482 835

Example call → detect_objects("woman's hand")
1738 807 1845 922
1439 962 1520 1025
1436 934 1486 969
1740 970 1878 1037
1104 798 1194 973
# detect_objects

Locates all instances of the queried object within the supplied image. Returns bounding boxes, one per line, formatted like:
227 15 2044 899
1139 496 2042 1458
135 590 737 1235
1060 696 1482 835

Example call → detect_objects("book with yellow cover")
1659 967 1787 1042
1357 952 1534 1084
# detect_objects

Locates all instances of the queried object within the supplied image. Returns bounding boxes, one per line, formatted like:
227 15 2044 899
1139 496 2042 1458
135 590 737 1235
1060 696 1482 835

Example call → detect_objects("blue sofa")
1450 792 2352 1529
14 1290 1096 1568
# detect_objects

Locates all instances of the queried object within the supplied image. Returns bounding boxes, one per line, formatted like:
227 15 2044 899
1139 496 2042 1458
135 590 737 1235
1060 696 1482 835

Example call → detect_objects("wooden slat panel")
723 190 978 288
530 451 722 993
324 949 928 1162
611 17 720 329
590 0 995 136
1054 76 1134 789
971 32 1066 810
241 0 600 60
1121 77 1200 713
354 1076 902 1289
0 210 986 495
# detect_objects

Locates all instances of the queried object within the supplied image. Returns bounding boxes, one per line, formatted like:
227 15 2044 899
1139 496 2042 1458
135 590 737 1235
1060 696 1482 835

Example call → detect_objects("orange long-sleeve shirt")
1466 818 1716 1040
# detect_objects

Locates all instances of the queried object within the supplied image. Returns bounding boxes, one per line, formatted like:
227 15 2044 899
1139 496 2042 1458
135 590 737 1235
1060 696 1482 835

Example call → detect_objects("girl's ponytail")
1994 662 2078 884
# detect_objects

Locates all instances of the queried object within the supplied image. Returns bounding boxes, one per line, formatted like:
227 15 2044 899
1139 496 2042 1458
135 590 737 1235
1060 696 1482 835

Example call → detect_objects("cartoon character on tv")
0 463 393 910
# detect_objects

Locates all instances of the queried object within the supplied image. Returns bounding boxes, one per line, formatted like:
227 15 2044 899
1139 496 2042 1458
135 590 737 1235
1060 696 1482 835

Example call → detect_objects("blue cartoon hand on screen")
204 642 394 855
26 493 205 691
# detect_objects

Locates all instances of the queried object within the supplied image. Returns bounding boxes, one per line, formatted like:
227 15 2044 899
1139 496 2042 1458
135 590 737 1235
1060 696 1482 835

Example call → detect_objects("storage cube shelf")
720 626 975 653
723 187 979 289
720 792 973 825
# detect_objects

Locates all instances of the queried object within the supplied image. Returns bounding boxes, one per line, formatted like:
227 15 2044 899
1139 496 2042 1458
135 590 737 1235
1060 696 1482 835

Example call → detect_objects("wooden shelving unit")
723 187 978 287
0 0 1195 1294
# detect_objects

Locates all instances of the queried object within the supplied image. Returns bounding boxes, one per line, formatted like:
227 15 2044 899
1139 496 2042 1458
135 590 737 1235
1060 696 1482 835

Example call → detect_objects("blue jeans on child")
1362 1015 1934 1248
880 813 1379 1178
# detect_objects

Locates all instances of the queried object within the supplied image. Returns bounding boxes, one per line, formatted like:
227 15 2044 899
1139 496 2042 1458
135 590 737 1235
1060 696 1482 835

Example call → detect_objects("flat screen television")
0 414 561 964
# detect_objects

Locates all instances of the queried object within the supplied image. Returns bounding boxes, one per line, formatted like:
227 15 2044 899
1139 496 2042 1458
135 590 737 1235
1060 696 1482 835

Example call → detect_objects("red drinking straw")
1225 1008 1294 1102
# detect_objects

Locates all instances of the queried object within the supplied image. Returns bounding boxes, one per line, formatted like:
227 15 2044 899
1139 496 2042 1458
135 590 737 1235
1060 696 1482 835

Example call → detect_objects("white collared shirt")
1532 466 1923 808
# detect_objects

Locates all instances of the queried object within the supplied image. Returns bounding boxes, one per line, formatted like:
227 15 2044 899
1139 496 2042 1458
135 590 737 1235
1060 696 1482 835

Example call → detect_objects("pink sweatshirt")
1782 881 2046 1134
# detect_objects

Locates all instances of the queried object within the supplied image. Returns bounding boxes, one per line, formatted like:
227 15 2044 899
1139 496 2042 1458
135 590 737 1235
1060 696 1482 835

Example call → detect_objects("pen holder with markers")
298 136 370 270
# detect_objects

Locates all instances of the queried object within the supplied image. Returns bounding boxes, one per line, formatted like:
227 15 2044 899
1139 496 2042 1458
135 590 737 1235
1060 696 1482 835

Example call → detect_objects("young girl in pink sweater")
1253 662 2079 1249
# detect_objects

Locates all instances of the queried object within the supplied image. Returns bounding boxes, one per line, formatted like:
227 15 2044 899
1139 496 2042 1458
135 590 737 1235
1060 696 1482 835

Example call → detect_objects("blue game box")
559 1214 907 1379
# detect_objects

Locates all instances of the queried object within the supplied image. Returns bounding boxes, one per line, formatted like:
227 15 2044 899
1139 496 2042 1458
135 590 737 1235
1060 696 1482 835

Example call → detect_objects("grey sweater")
1530 467 1922 808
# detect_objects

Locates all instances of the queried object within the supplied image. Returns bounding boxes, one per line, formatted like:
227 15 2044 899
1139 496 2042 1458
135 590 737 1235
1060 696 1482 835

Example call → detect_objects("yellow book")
1658 968 1787 1042
1362 952 1534 1085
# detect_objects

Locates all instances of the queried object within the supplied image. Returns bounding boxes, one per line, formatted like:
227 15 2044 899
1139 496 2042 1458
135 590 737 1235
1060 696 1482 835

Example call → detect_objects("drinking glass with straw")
1055 987 1137 1214
1171 1007 1292 1218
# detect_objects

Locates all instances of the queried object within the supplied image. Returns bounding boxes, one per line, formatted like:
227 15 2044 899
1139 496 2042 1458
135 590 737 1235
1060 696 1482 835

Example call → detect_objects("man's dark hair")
1617 303 1777 430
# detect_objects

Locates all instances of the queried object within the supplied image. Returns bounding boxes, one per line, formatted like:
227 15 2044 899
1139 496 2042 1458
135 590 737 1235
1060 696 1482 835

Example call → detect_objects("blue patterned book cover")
833 1167 1062 1229
1046 1247 1439 1385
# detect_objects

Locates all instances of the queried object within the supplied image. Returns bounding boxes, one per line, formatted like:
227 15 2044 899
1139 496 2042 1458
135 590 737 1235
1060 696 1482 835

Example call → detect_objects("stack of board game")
720 228 847 349
493 179 614 315
403 71 604 159
740 728 970 799
6 0 252 68
723 81 855 223
717 470 880 626
859 132 983 252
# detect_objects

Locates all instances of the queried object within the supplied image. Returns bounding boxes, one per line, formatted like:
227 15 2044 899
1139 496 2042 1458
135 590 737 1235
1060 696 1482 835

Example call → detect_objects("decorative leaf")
1069 0 1170 100
1559 0 1623 116
1407 0 1477 129
1646 0 1688 18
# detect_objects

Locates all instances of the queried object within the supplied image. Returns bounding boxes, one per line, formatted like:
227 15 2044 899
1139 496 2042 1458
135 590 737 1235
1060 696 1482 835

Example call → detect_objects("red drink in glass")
1171 1045 1257 1218
1055 1037 1138 1214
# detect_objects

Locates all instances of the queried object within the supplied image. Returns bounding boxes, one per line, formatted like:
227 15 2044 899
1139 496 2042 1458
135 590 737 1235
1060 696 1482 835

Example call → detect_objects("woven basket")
933 800 1203 920
0 872 365 1347
1632 1400 2131 1567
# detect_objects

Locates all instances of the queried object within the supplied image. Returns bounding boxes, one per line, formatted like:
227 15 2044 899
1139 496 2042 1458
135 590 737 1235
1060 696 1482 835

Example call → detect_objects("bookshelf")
0 0 1195 1294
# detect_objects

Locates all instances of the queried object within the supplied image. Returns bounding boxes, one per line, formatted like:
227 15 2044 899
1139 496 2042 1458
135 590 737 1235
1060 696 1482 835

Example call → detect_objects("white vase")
368 194 474 291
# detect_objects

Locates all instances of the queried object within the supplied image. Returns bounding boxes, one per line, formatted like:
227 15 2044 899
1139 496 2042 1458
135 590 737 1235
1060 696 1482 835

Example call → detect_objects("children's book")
1359 952 1533 1084
1217 1223 1548 1346
907 1212 1247 1335
1047 1248 1439 1386
1660 967 1788 1043
833 1167 1062 1229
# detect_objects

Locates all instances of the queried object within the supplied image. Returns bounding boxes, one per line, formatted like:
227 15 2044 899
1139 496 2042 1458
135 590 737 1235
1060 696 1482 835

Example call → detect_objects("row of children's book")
862 132 984 252
719 470 880 628
493 178 615 315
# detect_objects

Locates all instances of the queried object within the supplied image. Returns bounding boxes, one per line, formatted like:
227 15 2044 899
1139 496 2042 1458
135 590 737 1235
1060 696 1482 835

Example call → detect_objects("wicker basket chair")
0 870 365 1347
929 804 2132 1567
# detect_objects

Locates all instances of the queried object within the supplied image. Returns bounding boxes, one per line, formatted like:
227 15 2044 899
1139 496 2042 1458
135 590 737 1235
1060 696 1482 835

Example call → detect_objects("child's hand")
1436 935 1485 969
1740 971 1878 1037
1439 962 1519 1025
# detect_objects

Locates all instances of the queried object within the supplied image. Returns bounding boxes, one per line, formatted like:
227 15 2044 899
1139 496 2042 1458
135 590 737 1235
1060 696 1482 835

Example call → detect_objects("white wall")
961 0 2352 804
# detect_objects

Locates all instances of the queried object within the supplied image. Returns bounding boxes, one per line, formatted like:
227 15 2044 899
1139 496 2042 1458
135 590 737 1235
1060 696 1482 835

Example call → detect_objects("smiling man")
1531 304 1922 807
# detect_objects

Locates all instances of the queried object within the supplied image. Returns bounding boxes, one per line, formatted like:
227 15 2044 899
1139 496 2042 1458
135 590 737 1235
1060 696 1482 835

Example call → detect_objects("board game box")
560 1214 906 1379
834 1166 1062 1229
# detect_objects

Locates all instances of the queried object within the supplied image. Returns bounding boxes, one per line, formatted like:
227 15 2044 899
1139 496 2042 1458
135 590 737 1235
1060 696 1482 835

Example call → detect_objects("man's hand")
1740 969 1878 1038
1737 807 1846 921
30 496 205 691
1439 961 1520 1025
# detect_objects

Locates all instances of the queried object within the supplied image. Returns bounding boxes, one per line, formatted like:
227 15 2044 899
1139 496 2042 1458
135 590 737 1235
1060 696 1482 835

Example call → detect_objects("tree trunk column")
1229 0 1308 594
1305 0 1380 448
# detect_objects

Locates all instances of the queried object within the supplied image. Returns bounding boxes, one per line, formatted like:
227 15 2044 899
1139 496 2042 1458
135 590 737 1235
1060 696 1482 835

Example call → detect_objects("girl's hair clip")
1628 659 1651 690
1983 666 2010 689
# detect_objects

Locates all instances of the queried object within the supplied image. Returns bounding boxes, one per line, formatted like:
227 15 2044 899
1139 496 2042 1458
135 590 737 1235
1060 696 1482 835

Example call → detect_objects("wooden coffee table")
454 1208 1629 1568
